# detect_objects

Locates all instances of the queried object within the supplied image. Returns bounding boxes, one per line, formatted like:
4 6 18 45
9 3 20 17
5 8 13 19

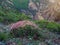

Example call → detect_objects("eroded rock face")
0 0 60 22
0 0 13 9
28 0 49 20
28 0 60 22
28 0 38 11
46 0 60 22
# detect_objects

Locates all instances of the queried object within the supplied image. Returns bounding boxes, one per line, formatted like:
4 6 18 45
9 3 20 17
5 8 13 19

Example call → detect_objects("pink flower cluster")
10 21 25 29
10 20 37 30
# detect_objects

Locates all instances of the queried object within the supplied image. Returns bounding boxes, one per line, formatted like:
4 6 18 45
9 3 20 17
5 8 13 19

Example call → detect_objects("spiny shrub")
34 20 48 28
10 25 42 40
35 20 60 33
0 7 31 24
0 32 9 41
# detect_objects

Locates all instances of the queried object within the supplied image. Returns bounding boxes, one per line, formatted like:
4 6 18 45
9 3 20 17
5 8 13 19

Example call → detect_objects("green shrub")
35 20 60 33
0 7 31 24
46 22 59 32
0 32 9 41
10 25 42 39
35 20 48 28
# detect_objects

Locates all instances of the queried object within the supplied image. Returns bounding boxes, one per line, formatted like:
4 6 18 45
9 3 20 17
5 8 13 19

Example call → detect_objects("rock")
28 0 38 10
39 42 47 45
0 42 5 45
6 38 21 45
6 42 17 45
33 12 44 20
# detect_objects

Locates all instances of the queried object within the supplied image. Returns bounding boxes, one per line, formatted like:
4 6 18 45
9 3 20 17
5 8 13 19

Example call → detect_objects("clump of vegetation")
35 20 60 33
0 6 31 24
0 32 9 41
46 22 60 32
34 20 48 28
10 25 42 40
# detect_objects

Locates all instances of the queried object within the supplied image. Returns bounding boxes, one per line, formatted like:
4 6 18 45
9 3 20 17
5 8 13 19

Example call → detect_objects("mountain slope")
28 0 60 22
0 0 60 22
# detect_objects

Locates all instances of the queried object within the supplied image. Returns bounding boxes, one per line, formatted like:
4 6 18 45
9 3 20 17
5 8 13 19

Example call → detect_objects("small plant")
0 7 31 24
0 32 9 41
35 20 48 28
46 22 58 32
10 25 42 40
35 20 60 33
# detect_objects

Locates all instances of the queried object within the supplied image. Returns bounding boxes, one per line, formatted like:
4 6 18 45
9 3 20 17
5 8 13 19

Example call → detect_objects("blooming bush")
10 25 42 40
10 20 37 30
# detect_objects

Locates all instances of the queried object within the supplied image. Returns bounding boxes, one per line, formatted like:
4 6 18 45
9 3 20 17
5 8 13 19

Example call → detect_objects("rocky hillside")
0 0 60 22
28 0 60 22
0 0 60 45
